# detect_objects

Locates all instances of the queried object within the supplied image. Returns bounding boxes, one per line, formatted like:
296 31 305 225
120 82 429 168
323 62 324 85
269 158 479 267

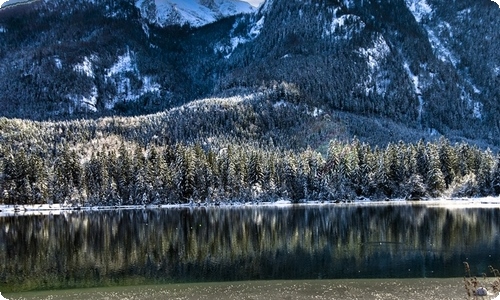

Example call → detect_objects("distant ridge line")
0 0 39 10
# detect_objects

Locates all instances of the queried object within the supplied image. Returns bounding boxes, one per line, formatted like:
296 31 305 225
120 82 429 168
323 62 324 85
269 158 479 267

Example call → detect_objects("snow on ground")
421 21 483 119
458 84 483 119
246 0 263 7
249 15 264 38
473 101 483 119
258 0 273 14
342 0 355 9
3 197 500 216
272 100 287 108
357 35 390 71
217 0 254 15
0 0 31 8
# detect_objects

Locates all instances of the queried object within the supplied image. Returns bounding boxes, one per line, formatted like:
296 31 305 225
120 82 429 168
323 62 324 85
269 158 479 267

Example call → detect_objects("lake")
1 201 500 299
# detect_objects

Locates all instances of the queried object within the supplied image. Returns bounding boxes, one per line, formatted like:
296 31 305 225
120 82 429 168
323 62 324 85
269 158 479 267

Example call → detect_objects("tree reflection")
1 205 500 292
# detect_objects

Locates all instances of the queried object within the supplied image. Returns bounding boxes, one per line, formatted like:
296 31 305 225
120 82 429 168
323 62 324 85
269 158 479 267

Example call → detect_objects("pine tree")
247 151 264 187
491 154 500 195
477 149 494 196
437 137 458 188
116 142 133 202
426 146 446 197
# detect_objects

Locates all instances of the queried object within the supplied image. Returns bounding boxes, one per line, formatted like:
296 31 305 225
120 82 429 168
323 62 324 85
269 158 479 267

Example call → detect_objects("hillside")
0 0 498 146
2 90 500 205
220 0 500 143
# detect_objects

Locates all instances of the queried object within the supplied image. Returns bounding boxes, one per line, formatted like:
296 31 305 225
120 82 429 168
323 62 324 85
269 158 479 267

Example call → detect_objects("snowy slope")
1 0 255 27
136 0 255 27
0 0 32 8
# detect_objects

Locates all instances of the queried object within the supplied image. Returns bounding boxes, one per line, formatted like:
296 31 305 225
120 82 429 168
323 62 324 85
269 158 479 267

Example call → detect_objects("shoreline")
1 197 500 217
3 278 498 300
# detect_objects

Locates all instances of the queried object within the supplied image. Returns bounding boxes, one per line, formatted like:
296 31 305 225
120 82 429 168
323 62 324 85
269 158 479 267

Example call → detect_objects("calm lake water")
1 202 500 298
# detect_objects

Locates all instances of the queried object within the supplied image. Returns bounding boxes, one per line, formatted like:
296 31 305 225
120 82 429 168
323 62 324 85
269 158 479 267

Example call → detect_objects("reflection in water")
1 204 500 292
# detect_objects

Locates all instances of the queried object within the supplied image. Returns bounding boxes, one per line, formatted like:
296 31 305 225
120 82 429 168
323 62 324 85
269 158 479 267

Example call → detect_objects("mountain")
219 0 500 143
0 0 498 147
136 0 255 27
0 0 255 25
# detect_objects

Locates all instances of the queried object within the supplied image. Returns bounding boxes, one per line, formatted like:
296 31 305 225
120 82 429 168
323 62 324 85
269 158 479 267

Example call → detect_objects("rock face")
136 0 255 27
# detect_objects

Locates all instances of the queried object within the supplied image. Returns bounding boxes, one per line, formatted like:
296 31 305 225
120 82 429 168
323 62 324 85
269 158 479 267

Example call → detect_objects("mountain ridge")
0 0 255 27
0 0 498 147
137 0 255 27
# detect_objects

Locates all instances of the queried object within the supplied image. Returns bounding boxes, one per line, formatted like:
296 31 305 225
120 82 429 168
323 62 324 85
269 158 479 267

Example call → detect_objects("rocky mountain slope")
136 0 255 27
0 0 498 146
219 0 499 142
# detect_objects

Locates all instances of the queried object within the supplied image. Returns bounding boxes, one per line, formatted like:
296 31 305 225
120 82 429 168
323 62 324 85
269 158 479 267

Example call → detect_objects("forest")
1 89 499 206
0 0 499 206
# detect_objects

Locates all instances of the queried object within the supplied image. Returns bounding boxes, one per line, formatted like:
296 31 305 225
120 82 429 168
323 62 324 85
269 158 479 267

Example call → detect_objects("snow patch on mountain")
0 0 31 8
249 15 264 37
136 0 255 27
358 35 390 71
258 0 273 14
323 9 365 40
67 86 98 113
425 25 458 66
105 49 161 109
54 57 62 69
494 66 500 76
73 56 97 78
458 84 483 120
404 0 433 22
106 50 137 77
403 62 424 123
473 102 483 119
357 34 391 96
214 13 263 58
70 56 99 111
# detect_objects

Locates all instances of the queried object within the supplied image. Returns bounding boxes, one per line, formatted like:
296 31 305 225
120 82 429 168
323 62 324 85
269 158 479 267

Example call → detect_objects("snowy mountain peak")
136 0 255 27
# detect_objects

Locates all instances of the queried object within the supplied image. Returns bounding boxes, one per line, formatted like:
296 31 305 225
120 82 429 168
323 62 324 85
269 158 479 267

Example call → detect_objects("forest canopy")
1 90 499 205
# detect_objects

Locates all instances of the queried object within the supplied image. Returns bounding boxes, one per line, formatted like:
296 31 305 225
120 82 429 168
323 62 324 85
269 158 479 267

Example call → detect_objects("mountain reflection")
1 204 500 292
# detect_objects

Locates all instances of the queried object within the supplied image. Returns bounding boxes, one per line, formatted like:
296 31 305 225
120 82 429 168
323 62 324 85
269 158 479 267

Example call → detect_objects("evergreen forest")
0 0 499 206
2 90 500 206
